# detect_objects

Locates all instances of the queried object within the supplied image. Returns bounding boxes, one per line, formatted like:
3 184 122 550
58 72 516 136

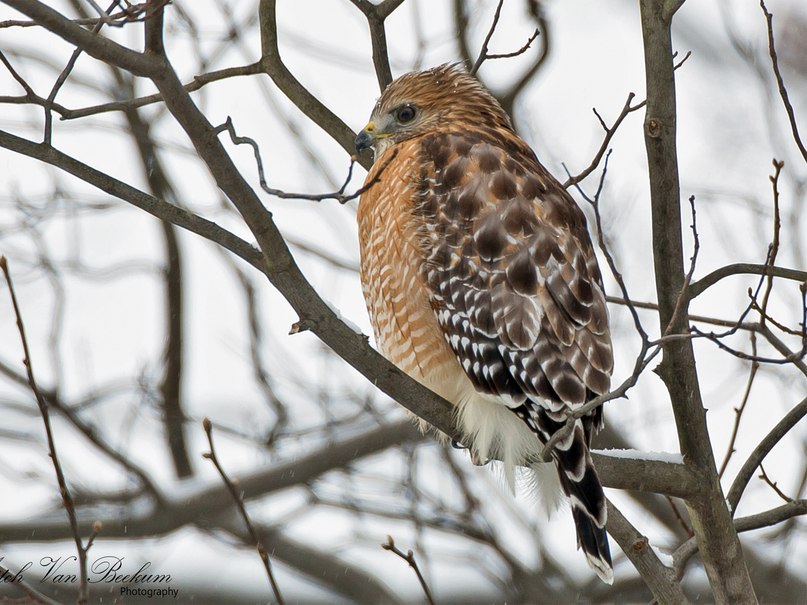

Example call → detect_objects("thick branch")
606 501 690 604
593 451 696 498
0 420 421 542
639 1 756 601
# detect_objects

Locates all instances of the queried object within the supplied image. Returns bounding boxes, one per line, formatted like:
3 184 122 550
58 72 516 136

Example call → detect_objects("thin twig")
672 49 693 70
470 0 505 74
468 0 542 75
718 343 759 478
486 29 540 61
43 0 121 144
1 256 91 605
579 149 647 340
759 1 807 164
665 496 693 538
202 418 285 605
381 535 436 605
664 195 700 337
749 298 803 336
216 116 398 203
759 159 783 325
0 49 38 98
758 464 793 503
563 51 691 188
687 162 806 364
564 94 642 188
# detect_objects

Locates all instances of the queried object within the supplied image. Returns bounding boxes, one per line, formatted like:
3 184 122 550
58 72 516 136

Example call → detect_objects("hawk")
355 64 614 583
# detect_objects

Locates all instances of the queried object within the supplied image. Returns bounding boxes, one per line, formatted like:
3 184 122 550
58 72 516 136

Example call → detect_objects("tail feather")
557 451 613 584
526 404 613 583
570 503 613 584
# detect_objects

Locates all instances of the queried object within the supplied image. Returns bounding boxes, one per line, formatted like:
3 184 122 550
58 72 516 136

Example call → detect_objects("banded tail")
554 421 612 584
524 404 613 584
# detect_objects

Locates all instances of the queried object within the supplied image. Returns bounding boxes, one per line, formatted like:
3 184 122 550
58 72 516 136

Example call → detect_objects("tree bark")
639 1 757 602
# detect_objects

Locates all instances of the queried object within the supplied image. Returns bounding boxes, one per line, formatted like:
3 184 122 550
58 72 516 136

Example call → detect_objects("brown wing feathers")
418 131 610 406
416 127 614 580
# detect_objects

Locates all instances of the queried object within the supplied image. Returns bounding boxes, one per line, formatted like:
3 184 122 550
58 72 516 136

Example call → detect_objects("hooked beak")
355 122 377 154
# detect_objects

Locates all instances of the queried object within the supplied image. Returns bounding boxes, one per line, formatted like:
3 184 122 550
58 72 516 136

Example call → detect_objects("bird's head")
355 63 512 160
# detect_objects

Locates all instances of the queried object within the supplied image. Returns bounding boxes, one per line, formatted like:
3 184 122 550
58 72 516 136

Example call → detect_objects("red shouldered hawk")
355 64 614 583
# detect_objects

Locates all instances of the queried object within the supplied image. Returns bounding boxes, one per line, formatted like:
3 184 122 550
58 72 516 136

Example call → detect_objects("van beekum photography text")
0 555 179 599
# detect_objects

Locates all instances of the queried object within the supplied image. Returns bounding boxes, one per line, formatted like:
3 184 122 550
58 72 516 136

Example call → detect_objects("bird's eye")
395 105 417 123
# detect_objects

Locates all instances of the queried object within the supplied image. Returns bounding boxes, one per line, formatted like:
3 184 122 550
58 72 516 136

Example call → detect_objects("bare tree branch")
639 1 756 600
216 515 405 605
0 420 422 542
3 0 159 77
727 396 807 513
673 499 807 573
1 256 91 605
348 0 406 90
759 0 807 164
258 0 367 166
382 535 436 605
688 264 807 299
605 500 690 604
718 351 759 478
203 418 285 605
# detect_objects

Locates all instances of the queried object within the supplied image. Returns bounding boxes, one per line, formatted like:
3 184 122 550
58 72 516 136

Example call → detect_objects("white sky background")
0 0 805 602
